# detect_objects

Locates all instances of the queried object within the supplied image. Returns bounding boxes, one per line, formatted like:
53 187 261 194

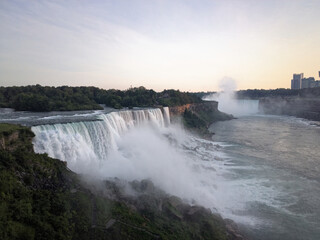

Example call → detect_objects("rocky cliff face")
259 97 320 121
168 101 234 136
169 101 219 117
169 101 233 126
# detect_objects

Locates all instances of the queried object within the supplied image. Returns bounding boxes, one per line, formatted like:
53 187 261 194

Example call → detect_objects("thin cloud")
1 0 320 90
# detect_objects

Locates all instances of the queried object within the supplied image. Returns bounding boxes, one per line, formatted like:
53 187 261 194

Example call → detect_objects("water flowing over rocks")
31 108 170 173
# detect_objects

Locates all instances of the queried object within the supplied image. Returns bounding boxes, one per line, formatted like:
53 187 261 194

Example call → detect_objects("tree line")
0 85 202 112
236 87 320 99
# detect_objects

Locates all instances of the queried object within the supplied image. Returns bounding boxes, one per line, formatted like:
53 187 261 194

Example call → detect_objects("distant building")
291 73 304 89
291 72 320 89
301 77 315 88
313 80 320 88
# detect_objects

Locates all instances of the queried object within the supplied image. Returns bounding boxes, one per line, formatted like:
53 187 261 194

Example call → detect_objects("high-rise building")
291 73 304 89
301 77 315 88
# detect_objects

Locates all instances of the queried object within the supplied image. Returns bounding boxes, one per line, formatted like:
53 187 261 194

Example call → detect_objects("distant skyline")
1 0 320 91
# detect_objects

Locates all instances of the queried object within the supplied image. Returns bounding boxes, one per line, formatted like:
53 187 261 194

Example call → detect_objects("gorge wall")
168 101 233 136
169 101 233 127
169 101 219 117
259 97 320 121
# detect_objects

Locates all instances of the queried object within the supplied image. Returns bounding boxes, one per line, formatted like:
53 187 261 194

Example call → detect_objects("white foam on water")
32 107 288 226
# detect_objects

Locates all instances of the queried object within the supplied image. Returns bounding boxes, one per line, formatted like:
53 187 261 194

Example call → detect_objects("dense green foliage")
0 124 231 240
0 85 102 111
156 89 202 107
183 109 208 134
192 91 216 99
183 108 233 136
0 85 202 111
0 124 27 135
236 87 320 99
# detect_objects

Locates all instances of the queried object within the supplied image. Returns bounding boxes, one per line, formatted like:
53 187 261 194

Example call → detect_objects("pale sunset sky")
0 0 319 91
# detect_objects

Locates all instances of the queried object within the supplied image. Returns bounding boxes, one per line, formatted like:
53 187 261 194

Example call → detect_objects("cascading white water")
32 108 169 173
31 107 235 217
31 106 275 226
19 105 320 239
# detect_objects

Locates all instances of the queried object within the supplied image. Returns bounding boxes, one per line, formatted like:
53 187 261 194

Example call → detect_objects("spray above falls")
31 107 239 218
203 78 259 116
31 106 279 224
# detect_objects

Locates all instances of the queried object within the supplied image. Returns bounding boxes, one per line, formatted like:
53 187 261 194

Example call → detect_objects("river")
1 104 319 239
209 114 320 240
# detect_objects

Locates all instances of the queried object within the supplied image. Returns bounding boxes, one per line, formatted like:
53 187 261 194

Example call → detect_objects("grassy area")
0 123 26 135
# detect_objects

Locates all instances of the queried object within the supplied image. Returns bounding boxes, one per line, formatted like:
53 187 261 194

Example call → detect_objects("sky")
0 0 319 92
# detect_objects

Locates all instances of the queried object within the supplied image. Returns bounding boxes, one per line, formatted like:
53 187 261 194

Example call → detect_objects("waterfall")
162 106 170 125
31 106 228 210
31 106 255 219
32 108 170 173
